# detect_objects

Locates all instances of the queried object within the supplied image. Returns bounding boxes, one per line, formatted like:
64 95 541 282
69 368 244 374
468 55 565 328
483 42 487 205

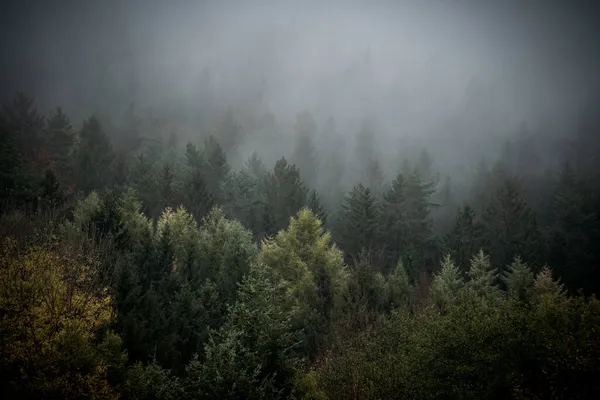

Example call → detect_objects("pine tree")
445 205 484 272
261 158 308 237
466 249 500 299
431 254 464 310
74 116 114 194
379 174 409 274
362 156 385 196
158 162 177 211
2 92 44 165
292 116 319 189
216 107 243 160
45 107 74 182
183 168 214 222
386 258 412 309
307 189 327 227
482 179 545 274
259 208 347 357
336 183 380 265
203 135 230 203
502 256 534 302
130 153 158 217
533 266 567 302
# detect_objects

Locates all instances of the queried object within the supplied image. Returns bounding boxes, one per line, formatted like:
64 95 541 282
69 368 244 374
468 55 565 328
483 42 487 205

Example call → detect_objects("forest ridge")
1 89 600 399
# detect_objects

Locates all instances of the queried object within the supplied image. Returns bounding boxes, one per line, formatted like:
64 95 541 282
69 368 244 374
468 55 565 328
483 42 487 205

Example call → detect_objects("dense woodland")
1 90 600 399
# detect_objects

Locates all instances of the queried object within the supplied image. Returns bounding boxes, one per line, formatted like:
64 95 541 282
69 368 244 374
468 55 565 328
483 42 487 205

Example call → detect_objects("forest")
2 1 600 399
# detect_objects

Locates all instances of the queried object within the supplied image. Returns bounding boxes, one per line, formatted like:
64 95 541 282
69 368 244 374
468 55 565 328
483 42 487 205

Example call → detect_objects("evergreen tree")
502 256 534 302
261 158 308 237
336 183 380 265
130 153 158 217
385 258 412 309
362 156 385 196
216 107 243 160
45 107 74 182
1 92 44 166
259 208 347 358
292 114 319 189
431 254 464 310
74 116 114 194
306 189 327 227
482 179 545 274
466 249 500 299
203 135 230 203
445 205 484 272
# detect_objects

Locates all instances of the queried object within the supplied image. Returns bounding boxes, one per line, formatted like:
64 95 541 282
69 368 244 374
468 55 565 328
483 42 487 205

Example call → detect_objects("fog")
2 0 599 173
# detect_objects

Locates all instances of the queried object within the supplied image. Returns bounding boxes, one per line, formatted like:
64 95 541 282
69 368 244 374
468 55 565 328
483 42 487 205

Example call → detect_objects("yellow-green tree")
0 238 124 399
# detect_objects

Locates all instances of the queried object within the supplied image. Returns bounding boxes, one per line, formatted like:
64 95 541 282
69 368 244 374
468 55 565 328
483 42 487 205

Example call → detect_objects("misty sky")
1 0 599 157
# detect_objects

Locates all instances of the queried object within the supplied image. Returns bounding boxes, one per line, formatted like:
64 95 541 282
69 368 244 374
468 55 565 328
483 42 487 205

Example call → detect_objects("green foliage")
431 254 464 310
502 256 534 302
74 116 114 194
466 249 500 299
259 208 347 358
336 183 380 264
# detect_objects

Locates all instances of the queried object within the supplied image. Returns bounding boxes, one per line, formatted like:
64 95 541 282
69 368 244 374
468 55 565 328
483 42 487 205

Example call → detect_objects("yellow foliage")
0 237 118 399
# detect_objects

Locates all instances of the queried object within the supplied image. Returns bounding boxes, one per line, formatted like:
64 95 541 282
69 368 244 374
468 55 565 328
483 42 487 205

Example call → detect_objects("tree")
445 205 484 272
482 179 545 274
45 107 74 182
0 238 123 399
261 158 308 237
336 184 380 265
292 113 319 189
502 256 534 302
203 135 230 204
431 254 464 310
306 189 327 227
74 116 114 194
216 107 243 160
466 249 500 299
184 262 302 399
259 208 347 358
362 156 385 196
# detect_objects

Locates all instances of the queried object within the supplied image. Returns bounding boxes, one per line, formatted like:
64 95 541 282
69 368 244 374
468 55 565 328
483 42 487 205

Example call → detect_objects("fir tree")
502 256 534 302
445 205 484 272
431 254 464 310
336 183 380 265
466 249 500 299
74 116 114 194
482 179 545 274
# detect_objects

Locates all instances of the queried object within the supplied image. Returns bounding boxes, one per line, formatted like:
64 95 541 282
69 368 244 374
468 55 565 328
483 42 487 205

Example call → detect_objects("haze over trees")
1 0 600 399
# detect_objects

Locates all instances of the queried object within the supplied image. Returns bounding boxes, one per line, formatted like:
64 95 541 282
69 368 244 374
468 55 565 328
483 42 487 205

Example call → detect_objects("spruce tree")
502 256 534 302
431 254 464 310
261 158 308 237
203 135 230 204
445 205 484 272
45 107 74 182
482 178 545 274
74 116 114 194
336 183 380 265
466 249 500 299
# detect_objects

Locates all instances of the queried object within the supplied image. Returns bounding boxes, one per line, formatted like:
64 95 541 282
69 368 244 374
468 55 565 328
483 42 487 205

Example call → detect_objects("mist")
3 1 599 160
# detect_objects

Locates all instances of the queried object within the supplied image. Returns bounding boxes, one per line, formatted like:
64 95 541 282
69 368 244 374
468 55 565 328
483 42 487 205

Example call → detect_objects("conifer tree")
466 249 500 299
261 157 308 237
362 156 385 196
502 256 534 302
74 116 114 194
307 189 327 227
203 135 230 203
482 179 545 273
431 254 464 310
292 114 319 189
336 183 380 264
216 107 243 160
385 258 412 309
445 205 484 272
45 107 74 182
259 208 347 357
